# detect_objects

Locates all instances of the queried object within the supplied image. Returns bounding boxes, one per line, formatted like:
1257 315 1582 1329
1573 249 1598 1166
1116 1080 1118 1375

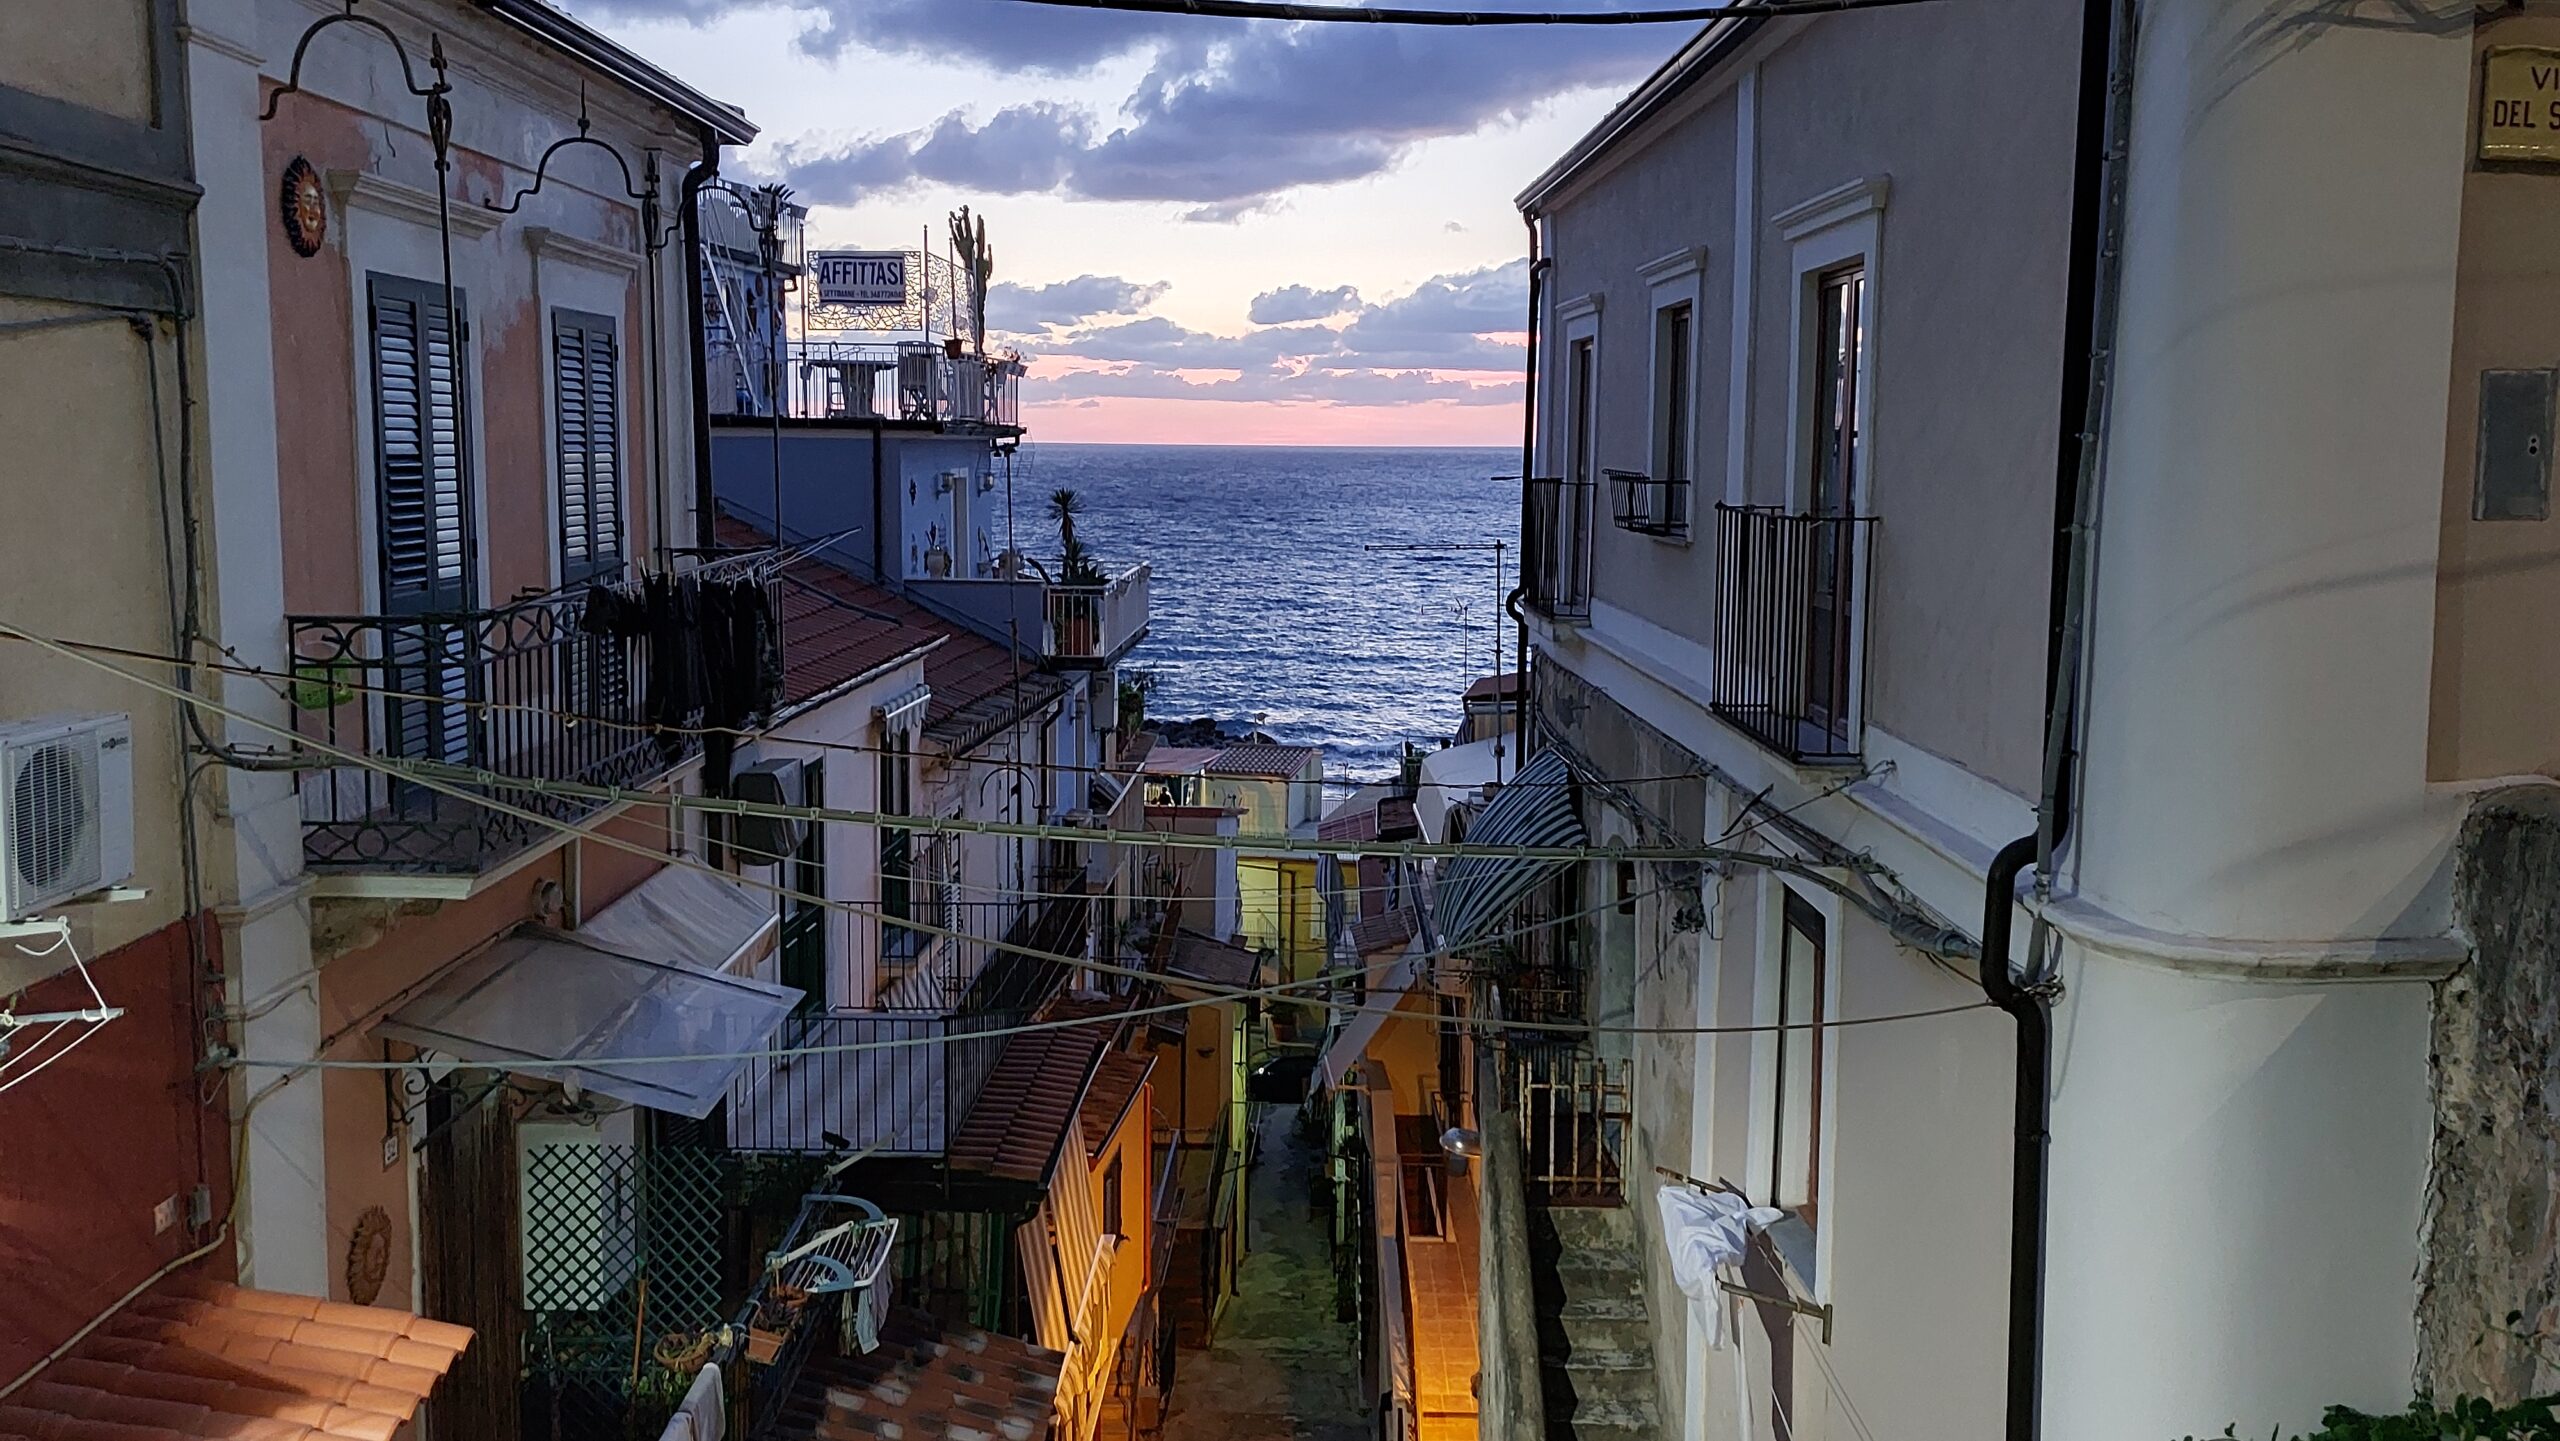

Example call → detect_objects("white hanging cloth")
1655 1182 1785 1351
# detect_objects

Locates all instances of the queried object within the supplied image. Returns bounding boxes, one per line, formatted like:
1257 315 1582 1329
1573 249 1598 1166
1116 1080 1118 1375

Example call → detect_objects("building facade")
1497 1 2560 1438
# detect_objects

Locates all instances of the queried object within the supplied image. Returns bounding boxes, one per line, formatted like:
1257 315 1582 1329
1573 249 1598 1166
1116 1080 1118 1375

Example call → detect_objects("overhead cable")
985 0 1938 24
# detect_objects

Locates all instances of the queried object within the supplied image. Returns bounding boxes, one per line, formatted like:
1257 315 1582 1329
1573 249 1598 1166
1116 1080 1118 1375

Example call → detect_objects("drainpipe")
680 132 720 551
1514 216 1549 755
1982 1 2129 1437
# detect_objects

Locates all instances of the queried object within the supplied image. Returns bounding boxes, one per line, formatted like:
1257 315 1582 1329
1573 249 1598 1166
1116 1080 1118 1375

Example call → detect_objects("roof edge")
476 0 757 145
1516 16 1763 215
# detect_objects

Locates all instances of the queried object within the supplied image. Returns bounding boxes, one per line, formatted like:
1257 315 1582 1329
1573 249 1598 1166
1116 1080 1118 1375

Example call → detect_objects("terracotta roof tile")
1166 931 1257 991
1350 910 1418 958
10 1274 470 1441
717 516 1069 748
949 998 1121 1185
1078 1054 1154 1158
807 1309 1062 1441
1462 672 1520 702
1206 743 1320 779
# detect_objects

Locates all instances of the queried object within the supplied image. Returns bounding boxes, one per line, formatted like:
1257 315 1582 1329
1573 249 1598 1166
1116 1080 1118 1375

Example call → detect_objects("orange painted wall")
1085 1077 1154 1371
262 85 368 618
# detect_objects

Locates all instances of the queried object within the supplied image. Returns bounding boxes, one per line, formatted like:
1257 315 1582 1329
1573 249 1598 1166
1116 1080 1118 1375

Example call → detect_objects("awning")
1428 748 1586 953
577 864 778 977
378 928 802 1118
1319 952 1424 1090
1 1273 471 1441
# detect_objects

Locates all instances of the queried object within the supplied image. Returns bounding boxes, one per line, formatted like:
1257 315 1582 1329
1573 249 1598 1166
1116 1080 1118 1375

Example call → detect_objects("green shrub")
2181 1396 2560 1440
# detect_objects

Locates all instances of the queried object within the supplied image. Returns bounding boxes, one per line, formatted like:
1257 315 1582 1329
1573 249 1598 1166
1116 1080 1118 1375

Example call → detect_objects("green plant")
2180 1396 2560 1440
1049 487 1108 587
1118 667 1158 729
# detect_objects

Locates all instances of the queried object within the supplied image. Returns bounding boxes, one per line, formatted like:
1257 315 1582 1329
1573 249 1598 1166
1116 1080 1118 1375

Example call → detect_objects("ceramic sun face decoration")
281 156 327 258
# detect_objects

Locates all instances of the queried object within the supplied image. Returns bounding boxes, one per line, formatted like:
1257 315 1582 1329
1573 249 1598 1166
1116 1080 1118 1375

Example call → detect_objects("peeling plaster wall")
2421 786 2560 1400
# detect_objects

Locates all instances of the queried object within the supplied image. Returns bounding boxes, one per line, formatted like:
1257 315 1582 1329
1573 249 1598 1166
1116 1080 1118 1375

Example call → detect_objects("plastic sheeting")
378 929 802 1118
578 863 778 975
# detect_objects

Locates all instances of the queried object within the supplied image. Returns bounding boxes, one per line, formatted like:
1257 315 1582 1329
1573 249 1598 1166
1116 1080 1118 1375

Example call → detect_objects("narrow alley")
1162 1106 1373 1441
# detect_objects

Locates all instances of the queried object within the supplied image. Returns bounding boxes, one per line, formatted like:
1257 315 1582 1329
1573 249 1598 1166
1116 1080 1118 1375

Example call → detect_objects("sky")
558 0 1702 444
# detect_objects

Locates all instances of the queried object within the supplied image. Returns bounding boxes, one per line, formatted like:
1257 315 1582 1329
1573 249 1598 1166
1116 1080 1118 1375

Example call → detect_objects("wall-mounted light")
1441 1126 1481 1177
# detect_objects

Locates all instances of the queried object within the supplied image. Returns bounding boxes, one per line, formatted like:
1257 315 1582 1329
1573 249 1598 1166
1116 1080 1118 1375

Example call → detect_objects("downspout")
1982 1 2130 1438
1513 215 1548 756
680 131 719 550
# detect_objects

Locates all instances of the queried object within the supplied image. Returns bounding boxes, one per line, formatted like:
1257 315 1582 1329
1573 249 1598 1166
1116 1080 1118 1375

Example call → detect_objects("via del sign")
2481 47 2560 164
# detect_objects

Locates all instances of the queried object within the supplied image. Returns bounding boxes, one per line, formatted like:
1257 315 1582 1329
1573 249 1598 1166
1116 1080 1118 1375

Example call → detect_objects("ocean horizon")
1007 441 1519 781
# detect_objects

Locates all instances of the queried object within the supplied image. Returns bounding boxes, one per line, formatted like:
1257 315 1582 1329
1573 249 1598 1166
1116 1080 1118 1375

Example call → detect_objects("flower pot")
745 1328 785 1365
943 337 965 359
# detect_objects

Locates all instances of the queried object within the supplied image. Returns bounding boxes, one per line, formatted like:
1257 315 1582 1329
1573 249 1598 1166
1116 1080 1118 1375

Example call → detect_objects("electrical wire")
10 630 1735 792
986 0 1939 23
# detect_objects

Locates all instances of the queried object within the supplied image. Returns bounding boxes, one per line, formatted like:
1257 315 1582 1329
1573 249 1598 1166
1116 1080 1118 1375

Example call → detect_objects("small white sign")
811 250 908 307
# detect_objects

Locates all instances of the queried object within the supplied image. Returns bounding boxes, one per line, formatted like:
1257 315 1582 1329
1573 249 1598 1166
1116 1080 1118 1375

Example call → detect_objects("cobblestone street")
1161 1105 1373 1441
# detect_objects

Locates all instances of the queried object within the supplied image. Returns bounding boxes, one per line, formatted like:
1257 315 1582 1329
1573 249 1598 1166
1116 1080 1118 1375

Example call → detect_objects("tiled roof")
1078 1053 1154 1159
1167 931 1257 992
1462 672 1521 703
1317 805 1378 844
716 517 1068 748
806 1309 1061 1441
947 997 1120 1185
0 1275 471 1441
1135 746 1219 777
1350 910 1418 958
1206 744 1320 780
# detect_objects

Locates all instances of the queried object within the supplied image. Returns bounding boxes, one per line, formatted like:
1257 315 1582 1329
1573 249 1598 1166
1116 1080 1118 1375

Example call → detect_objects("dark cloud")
1024 261 1536 383
797 0 1182 69
985 275 1170 332
1249 284 1363 325
765 7 1675 211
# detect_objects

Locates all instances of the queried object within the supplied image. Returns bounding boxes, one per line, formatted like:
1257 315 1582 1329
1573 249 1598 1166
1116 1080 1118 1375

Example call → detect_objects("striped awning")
1430 749 1585 954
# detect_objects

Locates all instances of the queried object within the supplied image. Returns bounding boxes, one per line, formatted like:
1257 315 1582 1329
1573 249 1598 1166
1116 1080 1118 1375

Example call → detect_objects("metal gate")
1513 1044 1631 1206
521 1144 742 1441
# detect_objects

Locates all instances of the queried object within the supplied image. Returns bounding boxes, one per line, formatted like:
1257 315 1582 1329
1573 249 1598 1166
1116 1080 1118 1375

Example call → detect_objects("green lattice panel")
522 1145 738 1380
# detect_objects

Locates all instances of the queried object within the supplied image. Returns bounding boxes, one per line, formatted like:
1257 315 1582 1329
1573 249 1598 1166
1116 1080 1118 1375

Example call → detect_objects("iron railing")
725 1006 1019 1156
1710 503 1878 765
1046 562 1152 663
1522 477 1595 622
1608 466 1689 538
1511 1041 1631 1206
784 340 1024 432
289 588 665 873
727 890 1089 1155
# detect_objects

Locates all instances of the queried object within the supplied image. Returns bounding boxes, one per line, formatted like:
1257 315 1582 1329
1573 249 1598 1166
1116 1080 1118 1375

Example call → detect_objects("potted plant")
1049 488 1106 654
745 1281 809 1364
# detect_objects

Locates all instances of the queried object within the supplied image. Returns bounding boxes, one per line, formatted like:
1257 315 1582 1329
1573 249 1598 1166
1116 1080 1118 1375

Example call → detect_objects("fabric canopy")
1428 748 1585 954
577 863 778 976
378 927 802 1117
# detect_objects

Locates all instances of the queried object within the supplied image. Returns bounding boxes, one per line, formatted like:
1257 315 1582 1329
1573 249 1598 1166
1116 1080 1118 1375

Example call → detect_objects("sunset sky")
558 0 1701 444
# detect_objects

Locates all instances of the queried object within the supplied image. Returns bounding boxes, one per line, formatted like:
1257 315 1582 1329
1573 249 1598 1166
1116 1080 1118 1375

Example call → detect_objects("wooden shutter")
368 274 477 767
553 309 623 585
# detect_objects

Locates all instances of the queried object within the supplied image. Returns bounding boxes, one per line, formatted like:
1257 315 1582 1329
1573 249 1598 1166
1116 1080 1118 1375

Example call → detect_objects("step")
1547 1423 1658 1441
1549 1314 1656 1357
1543 1392 1663 1432
1549 1346 1656 1374
1543 1205 1639 1245
1555 1293 1647 1323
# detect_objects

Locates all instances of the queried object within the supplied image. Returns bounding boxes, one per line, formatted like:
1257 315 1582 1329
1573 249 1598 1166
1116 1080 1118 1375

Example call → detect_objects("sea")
1006 443 1519 784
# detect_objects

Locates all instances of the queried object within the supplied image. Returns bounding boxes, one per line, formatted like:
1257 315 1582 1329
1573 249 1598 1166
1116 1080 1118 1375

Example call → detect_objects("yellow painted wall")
1238 857 1323 980
1085 1078 1154 1361
0 0 152 122
1366 992 1443 1118
0 301 192 990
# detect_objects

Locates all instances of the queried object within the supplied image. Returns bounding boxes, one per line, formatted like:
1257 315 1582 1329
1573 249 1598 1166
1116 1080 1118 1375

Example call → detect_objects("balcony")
1608 467 1690 538
789 340 1023 434
728 888 1088 1155
1522 477 1595 622
1710 504 1877 765
1045 562 1151 664
288 557 776 879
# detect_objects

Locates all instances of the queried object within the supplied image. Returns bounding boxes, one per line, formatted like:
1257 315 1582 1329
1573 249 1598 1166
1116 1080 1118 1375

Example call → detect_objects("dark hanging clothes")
698 577 781 794
583 576 708 763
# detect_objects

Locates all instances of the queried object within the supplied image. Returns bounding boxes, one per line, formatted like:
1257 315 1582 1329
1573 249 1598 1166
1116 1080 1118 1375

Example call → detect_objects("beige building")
1483 1 2560 1438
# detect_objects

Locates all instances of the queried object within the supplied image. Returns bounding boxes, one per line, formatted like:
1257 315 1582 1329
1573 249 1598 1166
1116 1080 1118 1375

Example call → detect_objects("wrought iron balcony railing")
290 557 780 875
778 340 1024 432
1710 504 1878 765
1608 467 1690 538
1522 477 1595 622
1045 562 1151 663
289 589 670 874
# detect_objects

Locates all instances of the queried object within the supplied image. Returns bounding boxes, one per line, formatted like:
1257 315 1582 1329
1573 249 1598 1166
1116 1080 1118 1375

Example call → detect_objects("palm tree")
1049 487 1105 585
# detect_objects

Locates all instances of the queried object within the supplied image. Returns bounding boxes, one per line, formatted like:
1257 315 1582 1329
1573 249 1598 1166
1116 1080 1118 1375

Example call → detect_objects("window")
1804 264 1866 733
1101 1156 1125 1240
552 308 624 586
1771 889 1827 1225
1568 336 1597 489
1647 300 1694 532
367 273 476 766
879 727 921 964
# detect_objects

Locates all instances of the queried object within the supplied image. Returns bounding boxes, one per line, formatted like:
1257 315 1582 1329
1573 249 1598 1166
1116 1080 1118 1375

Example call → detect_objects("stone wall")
2420 786 2560 1399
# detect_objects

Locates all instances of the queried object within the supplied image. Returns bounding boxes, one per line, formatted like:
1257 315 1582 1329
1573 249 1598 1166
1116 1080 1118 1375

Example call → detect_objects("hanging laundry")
1655 1181 1784 1350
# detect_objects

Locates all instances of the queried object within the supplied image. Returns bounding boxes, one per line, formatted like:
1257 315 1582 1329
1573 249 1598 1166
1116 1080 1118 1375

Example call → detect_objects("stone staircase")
1529 1204 1661 1441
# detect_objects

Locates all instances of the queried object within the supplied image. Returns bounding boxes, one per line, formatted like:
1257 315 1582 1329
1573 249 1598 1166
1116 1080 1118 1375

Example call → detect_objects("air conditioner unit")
730 757 808 867
0 712 135 923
